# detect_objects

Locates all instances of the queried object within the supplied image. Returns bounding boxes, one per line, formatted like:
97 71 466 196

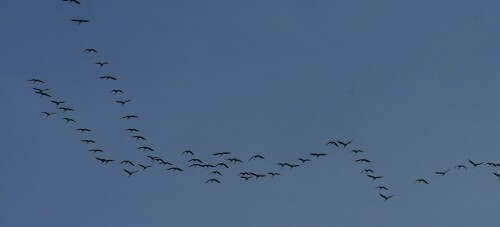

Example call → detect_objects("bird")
227 158 243 163
81 139 96 144
188 158 203 163
63 0 81 4
210 171 222 176
435 169 451 176
310 153 327 158
355 158 371 163
116 100 132 106
288 164 300 169
205 178 221 183
189 163 203 168
83 48 97 53
138 164 152 171
50 100 65 106
338 140 353 149
379 193 394 201
123 169 139 177
361 169 374 174
268 172 280 177
455 164 467 170
88 149 104 153
367 175 383 181
326 140 339 147
99 75 117 80
414 179 429 184
95 62 110 68
71 19 89 24
252 173 266 179
375 186 388 191
182 150 194 155
110 89 124 95
28 79 44 83
137 146 154 151
212 152 231 156
58 107 74 112
493 172 500 180
63 117 76 123
157 160 172 166
125 128 140 133
167 167 183 172
131 135 147 141
468 159 483 168
36 91 51 98
249 155 265 160
121 115 138 120
277 163 286 168
76 128 91 133
350 149 364 155
146 155 159 162
42 112 56 117
95 157 114 164
120 160 135 166
216 163 229 168
33 87 50 93
298 158 310 164
241 176 252 181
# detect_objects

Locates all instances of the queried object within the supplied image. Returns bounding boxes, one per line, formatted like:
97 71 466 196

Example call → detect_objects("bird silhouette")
28 79 44 83
205 178 221 183
227 158 243 163
95 157 114 164
338 140 353 148
76 128 91 133
123 169 139 177
216 163 229 168
268 172 280 177
63 117 76 123
96 62 110 68
182 150 194 155
63 0 81 4
121 115 138 120
326 140 339 147
455 164 467 170
435 169 451 176
88 149 104 153
310 153 327 158
83 48 97 53
468 159 483 168
81 139 96 144
241 176 252 181
146 155 159 162
137 146 154 151
188 158 203 163
350 149 364 155
42 112 56 117
212 152 231 156
58 107 74 112
355 158 371 163
367 175 383 181
33 87 50 93
210 171 222 176
375 186 388 191
414 179 429 184
71 19 89 24
131 135 147 141
298 158 310 164
111 89 124 95
116 100 132 106
361 169 374 174
100 75 116 80
120 160 135 166
167 167 183 172
277 163 286 168
125 128 140 133
157 160 172 166
36 91 51 98
50 100 65 106
138 164 152 171
379 193 394 201
249 155 265 160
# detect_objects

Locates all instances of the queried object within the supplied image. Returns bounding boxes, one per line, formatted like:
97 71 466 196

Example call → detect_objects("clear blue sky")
1 0 499 226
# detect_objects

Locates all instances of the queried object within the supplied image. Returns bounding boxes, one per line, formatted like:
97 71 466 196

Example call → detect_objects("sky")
1 0 499 226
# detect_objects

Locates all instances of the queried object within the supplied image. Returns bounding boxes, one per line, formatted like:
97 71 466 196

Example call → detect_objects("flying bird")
298 158 310 164
76 128 91 133
182 150 194 155
188 158 203 163
249 155 265 160
212 152 231 156
210 171 222 176
58 107 74 112
81 139 96 144
167 167 183 172
216 163 229 168
338 140 353 149
367 175 383 181
42 112 56 117
111 89 124 95
361 169 374 174
36 91 51 98
121 115 138 120
326 140 339 147
116 100 132 106
379 193 394 201
125 128 140 133
355 158 371 163
50 100 65 106
28 79 44 83
375 186 388 191
310 153 327 158
95 157 114 164
455 164 467 170
123 169 139 177
414 179 429 184
468 159 483 168
33 87 50 93
435 169 451 176
120 160 135 166
131 135 147 141
71 19 89 24
83 48 97 53
205 178 221 183
88 149 104 153
137 146 154 151
350 149 364 155
138 164 152 171
268 172 280 177
99 75 117 80
95 62 110 68
227 158 243 163
63 117 76 123
63 0 81 4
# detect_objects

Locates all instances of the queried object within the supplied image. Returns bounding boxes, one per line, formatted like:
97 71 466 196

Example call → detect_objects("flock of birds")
26 1 500 203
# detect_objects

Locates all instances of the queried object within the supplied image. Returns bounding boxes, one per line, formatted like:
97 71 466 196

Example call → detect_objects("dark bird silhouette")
188 158 203 163
50 100 65 106
227 158 243 163
216 162 229 168
71 19 89 24
146 155 159 162
33 87 50 93
123 169 138 177
167 167 183 172
96 62 110 68
138 164 152 171
249 155 265 160
493 172 500 180
157 160 172 166
241 176 252 181
131 135 147 141
350 149 364 155
367 175 383 181
338 140 353 149
212 152 231 156
63 0 81 4
326 140 339 147
42 112 56 117
310 153 327 158
28 79 44 84
361 169 374 174
298 158 310 164
210 171 222 176
100 75 116 80
288 164 300 169
355 158 371 163
63 117 76 123
137 146 154 152
36 91 51 98
120 160 135 166
189 163 203 168
76 128 91 133
111 89 124 95
435 169 451 176
375 186 388 191
455 164 467 170
468 159 483 168
95 157 114 164
182 150 194 155
121 115 138 120
88 149 104 153
206 178 221 183
252 173 266 179
81 139 96 144
278 163 286 168
379 193 394 201
125 128 140 133
116 100 132 106
83 48 97 53
268 172 280 177
58 107 74 112
414 178 429 184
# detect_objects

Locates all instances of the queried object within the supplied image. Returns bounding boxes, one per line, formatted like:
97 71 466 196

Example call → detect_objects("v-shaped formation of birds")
27 1 500 202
